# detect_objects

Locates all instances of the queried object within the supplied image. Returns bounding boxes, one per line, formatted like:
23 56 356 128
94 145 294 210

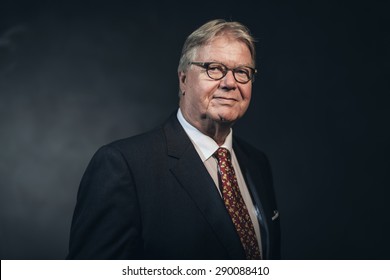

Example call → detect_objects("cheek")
245 91 252 103
237 86 252 105
192 83 219 103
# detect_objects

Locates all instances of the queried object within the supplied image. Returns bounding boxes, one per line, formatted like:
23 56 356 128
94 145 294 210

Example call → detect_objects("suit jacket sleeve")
67 145 143 259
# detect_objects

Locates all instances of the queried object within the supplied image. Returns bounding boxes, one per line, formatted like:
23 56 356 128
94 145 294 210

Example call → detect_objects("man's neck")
200 121 231 146
180 110 232 146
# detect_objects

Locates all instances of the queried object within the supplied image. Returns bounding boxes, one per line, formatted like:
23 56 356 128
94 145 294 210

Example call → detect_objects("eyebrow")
207 61 254 68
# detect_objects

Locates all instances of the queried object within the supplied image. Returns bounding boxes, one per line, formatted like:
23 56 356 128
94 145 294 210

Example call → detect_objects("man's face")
179 35 253 128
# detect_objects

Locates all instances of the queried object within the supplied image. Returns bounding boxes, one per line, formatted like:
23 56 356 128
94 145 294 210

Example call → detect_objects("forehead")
195 36 253 66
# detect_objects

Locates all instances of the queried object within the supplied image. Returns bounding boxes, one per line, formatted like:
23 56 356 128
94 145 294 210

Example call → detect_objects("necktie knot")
214 147 231 162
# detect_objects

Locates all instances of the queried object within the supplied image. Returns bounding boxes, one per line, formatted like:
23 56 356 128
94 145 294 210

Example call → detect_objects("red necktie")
214 147 261 260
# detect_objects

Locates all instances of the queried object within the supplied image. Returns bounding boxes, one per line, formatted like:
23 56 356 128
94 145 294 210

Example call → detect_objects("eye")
207 63 225 73
235 67 250 76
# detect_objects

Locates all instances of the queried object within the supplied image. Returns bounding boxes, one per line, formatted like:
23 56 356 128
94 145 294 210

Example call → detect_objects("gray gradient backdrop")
1 0 389 259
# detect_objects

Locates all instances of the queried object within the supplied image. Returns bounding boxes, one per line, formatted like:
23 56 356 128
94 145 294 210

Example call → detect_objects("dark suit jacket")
67 113 280 259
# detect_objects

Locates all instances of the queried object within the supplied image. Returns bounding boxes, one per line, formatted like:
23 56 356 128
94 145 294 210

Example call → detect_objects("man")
67 19 280 260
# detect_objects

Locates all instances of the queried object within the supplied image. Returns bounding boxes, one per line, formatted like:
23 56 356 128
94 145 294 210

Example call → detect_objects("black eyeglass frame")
189 61 257 84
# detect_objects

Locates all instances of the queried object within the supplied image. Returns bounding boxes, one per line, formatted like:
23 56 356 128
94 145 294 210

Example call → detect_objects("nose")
219 70 237 90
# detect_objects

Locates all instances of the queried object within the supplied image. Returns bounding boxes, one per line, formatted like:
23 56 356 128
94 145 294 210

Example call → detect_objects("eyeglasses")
189 62 257 84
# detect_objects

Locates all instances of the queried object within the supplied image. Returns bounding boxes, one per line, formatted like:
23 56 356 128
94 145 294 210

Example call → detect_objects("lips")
213 96 238 102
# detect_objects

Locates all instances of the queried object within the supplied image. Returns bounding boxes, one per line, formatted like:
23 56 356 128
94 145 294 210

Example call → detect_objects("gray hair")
178 19 256 73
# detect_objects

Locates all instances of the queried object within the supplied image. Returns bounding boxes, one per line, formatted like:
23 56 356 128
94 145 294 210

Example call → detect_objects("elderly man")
67 19 280 260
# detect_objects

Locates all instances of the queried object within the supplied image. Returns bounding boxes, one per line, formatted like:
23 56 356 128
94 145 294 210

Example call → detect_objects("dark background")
1 0 389 259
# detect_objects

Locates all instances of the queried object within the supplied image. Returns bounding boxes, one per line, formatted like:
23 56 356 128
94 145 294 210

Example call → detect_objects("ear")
178 71 187 94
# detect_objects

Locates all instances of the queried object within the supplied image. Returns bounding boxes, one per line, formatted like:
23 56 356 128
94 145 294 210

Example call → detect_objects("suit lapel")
163 114 246 259
233 140 273 259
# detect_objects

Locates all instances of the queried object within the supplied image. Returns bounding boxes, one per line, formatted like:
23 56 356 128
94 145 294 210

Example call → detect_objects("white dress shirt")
177 109 262 252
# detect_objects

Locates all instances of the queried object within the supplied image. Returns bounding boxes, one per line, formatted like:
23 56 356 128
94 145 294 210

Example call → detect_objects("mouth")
213 96 238 102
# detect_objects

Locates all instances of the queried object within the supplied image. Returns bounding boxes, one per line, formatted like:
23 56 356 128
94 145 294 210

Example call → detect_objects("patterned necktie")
214 147 261 260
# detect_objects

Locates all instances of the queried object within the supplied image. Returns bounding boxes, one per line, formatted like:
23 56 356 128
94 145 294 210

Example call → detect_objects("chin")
211 104 248 122
215 111 241 124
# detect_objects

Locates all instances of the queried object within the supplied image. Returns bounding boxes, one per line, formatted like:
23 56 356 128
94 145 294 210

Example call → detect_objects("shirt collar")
177 108 233 162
